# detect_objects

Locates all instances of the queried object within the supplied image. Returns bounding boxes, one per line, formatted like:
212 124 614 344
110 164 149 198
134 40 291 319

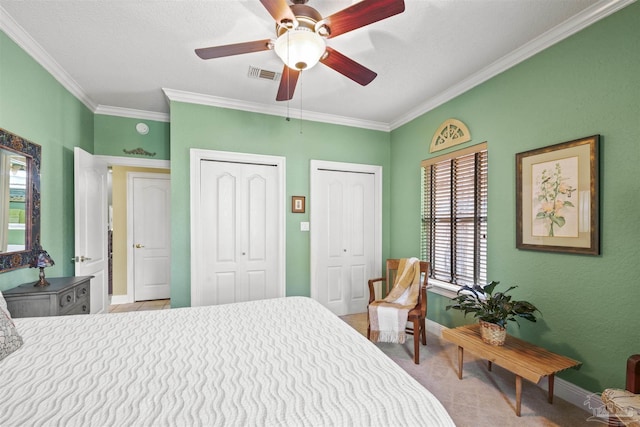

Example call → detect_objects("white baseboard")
428 319 596 413
539 374 600 411
426 318 447 336
109 294 133 305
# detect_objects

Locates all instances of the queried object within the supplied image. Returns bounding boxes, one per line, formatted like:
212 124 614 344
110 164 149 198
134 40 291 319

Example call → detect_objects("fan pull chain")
285 30 291 122
298 72 303 134
285 70 290 121
286 97 290 122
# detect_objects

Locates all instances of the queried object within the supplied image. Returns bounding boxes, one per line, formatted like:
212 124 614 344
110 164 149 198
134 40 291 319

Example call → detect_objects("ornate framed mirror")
0 128 41 271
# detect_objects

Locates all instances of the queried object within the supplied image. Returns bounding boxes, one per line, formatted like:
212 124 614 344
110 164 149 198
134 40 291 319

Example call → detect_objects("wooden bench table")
441 324 581 416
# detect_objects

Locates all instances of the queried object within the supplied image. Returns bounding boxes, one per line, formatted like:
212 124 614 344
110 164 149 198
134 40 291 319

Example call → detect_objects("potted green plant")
446 281 539 345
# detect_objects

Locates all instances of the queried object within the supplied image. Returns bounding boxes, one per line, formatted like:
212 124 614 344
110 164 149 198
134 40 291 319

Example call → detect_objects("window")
421 143 487 291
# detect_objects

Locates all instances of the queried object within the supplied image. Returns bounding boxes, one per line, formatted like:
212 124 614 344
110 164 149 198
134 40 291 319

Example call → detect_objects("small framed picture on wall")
292 196 305 213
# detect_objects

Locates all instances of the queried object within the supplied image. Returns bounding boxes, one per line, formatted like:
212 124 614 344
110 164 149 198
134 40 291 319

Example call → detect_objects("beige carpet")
340 313 597 427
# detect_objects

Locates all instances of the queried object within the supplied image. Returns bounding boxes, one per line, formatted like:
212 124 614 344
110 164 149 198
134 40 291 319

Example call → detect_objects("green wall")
94 114 170 160
0 31 93 290
169 102 391 308
390 3 640 392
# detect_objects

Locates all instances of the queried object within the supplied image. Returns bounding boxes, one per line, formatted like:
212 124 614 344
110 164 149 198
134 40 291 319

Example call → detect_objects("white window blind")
421 143 487 288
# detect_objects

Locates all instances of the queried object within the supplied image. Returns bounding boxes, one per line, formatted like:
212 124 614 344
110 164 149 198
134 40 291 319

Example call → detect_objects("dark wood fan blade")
276 66 300 101
260 0 297 26
195 39 272 60
320 47 377 86
323 0 405 39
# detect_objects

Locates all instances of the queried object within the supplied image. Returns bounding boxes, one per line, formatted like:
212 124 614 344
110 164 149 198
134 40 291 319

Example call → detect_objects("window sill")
426 284 458 300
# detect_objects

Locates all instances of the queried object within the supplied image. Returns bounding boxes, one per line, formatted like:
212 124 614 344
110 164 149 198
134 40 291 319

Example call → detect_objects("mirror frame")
0 128 41 271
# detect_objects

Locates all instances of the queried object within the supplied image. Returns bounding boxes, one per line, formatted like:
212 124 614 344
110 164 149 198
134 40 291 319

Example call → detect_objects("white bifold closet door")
313 168 376 316
198 160 280 305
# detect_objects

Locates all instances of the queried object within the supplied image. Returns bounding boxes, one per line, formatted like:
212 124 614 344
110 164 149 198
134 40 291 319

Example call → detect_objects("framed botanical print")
516 135 599 255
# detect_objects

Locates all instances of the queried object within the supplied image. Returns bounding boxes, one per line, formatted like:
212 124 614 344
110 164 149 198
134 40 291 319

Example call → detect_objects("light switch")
300 221 310 231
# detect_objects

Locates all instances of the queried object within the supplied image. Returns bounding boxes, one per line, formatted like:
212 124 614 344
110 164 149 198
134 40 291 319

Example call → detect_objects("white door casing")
100 156 170 305
190 149 286 307
128 173 171 301
74 147 108 314
310 160 382 316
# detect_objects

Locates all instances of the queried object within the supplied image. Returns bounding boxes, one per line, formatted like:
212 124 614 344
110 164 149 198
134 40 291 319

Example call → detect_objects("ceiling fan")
195 0 405 101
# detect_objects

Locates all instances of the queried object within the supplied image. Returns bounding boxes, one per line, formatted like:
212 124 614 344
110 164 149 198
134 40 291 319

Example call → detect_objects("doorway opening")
98 156 170 306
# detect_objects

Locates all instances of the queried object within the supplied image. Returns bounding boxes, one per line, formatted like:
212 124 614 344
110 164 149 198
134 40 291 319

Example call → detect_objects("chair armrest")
367 277 386 304
628 354 640 393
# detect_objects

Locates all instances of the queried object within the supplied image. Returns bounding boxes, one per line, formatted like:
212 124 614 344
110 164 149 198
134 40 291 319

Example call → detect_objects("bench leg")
457 346 464 379
548 374 555 404
515 375 522 416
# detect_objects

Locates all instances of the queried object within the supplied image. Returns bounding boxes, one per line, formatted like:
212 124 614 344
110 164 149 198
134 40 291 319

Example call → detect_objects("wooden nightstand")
3 276 93 318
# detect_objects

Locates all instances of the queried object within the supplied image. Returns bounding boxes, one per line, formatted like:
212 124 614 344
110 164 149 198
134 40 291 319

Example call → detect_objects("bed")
1 296 454 426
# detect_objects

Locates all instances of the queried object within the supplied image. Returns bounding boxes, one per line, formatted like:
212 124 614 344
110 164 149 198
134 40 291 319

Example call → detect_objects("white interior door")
74 147 108 314
191 150 285 306
311 161 381 316
129 173 171 301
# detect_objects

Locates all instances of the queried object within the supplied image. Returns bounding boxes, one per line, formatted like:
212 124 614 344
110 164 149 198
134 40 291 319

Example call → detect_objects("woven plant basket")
479 320 506 346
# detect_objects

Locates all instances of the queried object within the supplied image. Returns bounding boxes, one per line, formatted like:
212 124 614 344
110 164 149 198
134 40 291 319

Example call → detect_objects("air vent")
248 66 281 82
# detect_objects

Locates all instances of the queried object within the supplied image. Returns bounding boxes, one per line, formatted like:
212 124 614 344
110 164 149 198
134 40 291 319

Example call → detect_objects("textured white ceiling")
0 0 629 129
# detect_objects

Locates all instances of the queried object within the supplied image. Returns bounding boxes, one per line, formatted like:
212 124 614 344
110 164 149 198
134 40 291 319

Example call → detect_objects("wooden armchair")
602 354 640 426
367 259 429 364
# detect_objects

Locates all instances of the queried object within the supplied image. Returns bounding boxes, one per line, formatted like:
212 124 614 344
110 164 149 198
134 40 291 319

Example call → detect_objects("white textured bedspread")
1 297 454 427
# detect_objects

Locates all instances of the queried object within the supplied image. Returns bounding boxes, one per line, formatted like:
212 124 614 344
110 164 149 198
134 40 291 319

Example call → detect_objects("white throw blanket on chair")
369 257 421 344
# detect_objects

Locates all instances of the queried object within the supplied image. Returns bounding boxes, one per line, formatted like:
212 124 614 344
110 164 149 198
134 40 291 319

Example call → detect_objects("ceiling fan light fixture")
274 28 325 71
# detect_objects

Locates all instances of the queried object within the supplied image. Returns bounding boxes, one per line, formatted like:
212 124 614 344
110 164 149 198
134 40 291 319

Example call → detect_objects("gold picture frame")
516 135 599 255
292 196 305 213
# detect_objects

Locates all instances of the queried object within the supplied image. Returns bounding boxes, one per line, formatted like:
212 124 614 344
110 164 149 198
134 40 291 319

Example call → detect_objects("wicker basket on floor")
479 320 506 346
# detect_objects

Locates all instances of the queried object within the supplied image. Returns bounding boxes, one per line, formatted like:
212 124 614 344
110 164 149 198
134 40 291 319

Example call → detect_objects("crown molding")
94 105 170 123
389 0 636 130
3 0 633 132
0 5 97 112
1 6 167 123
1 0 385 131
162 88 390 132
